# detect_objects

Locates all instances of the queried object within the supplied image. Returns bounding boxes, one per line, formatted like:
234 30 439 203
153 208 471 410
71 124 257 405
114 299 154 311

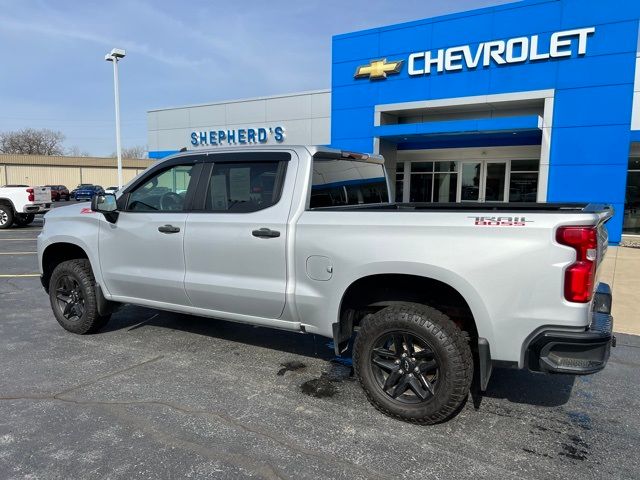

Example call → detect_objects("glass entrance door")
458 161 508 202
484 162 507 202
460 162 482 202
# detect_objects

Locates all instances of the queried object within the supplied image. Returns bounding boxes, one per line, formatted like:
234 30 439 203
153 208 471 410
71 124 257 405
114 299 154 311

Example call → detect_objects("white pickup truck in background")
0 185 51 229
37 146 615 424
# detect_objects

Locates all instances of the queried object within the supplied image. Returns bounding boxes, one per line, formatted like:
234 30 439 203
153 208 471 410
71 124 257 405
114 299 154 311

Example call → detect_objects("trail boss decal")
469 216 532 226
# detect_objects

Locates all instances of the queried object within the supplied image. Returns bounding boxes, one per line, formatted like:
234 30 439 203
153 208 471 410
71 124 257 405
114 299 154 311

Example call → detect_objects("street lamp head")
105 48 126 61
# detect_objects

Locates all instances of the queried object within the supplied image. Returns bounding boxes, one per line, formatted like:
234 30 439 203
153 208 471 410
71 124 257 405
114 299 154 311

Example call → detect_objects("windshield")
309 158 388 208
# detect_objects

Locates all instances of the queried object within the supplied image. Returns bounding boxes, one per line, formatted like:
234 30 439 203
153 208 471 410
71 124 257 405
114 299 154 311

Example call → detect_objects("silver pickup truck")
37 146 615 424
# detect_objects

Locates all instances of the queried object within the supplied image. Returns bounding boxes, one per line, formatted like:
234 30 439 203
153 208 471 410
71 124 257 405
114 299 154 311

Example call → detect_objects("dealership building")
148 0 640 244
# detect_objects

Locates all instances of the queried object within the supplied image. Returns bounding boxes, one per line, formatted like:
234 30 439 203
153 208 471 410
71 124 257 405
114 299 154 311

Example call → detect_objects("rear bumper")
526 283 615 375
23 204 50 213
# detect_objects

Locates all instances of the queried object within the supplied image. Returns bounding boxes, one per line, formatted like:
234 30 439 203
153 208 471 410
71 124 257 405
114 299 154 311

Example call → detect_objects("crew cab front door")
98 160 200 307
183 152 295 319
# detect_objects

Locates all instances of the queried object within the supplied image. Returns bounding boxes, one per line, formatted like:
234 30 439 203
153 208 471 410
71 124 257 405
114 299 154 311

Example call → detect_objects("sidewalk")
599 246 639 335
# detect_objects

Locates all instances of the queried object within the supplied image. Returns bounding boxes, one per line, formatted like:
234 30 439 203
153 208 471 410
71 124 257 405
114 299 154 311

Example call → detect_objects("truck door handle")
158 224 181 234
252 228 280 238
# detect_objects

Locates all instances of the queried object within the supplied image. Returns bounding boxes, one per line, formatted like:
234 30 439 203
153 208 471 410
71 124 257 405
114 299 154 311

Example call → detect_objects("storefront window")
395 162 404 202
623 157 640 234
509 159 539 202
460 162 481 201
485 163 506 201
401 158 539 203
409 162 458 202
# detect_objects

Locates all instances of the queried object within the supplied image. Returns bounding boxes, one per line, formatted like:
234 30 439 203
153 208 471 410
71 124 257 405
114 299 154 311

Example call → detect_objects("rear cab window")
193 152 290 213
309 158 389 208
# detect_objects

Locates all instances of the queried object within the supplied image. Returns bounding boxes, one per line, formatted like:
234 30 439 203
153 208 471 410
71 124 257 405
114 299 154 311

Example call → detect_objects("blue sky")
0 0 511 156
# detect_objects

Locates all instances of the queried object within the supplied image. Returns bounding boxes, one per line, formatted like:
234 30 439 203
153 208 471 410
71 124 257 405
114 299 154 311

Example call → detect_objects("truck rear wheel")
49 259 111 334
353 303 473 425
0 204 14 229
13 213 35 226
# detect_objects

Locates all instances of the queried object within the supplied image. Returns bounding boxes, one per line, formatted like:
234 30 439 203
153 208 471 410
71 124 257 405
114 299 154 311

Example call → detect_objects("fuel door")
306 255 333 281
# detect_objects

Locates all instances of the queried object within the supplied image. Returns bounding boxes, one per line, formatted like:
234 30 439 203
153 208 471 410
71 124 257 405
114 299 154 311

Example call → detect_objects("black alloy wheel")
370 332 439 403
353 303 473 424
48 259 111 334
54 275 86 322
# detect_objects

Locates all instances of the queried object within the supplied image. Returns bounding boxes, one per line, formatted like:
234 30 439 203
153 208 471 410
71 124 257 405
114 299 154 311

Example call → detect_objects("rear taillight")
26 188 34 202
556 226 598 303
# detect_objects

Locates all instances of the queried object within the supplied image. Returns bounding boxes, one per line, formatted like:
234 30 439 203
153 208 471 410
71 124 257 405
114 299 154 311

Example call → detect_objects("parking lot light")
105 48 126 189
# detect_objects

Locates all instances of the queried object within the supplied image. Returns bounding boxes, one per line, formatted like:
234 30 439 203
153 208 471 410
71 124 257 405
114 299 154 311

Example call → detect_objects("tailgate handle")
252 228 280 238
158 224 180 234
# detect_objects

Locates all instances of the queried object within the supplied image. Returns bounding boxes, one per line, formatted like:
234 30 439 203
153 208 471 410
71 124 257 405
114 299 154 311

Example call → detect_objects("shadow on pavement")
478 367 576 407
103 305 576 408
102 305 336 361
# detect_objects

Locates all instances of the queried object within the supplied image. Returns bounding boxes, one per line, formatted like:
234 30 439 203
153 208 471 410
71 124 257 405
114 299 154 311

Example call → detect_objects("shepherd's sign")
190 126 285 147
408 27 595 76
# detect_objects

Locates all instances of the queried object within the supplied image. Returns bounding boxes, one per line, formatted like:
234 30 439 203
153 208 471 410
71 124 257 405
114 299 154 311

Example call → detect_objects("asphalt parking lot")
1 205 639 479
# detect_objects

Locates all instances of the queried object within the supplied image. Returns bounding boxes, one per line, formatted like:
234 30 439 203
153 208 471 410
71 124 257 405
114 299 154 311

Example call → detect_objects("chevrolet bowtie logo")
354 58 404 80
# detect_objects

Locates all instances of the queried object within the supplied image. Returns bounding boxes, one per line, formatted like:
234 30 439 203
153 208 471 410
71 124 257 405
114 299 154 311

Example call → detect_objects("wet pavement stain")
300 377 339 398
566 411 592 430
559 442 589 461
558 434 591 461
522 448 553 459
299 361 354 398
277 360 306 376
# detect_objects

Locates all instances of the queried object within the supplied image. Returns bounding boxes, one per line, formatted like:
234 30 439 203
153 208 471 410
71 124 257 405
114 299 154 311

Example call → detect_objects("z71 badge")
469 216 532 226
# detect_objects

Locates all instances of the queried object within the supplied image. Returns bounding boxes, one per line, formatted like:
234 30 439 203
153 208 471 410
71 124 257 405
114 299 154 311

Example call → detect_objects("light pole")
105 48 126 189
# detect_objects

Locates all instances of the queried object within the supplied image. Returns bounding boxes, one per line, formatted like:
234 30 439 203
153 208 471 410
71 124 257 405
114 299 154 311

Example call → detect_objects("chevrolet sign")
354 59 404 79
410 27 595 75
354 27 595 79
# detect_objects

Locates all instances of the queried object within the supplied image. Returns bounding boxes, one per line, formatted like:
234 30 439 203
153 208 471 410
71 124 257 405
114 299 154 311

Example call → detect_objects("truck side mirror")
91 193 119 223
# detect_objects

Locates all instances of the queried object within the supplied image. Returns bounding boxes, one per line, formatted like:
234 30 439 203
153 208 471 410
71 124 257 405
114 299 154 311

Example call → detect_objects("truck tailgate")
33 186 50 203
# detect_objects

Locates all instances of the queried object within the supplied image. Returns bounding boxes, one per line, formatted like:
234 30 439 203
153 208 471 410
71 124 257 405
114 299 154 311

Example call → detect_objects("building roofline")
0 154 154 169
148 89 331 113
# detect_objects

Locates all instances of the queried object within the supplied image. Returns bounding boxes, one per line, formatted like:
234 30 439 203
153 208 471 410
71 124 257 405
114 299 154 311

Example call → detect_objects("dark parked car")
73 185 104 201
47 185 70 201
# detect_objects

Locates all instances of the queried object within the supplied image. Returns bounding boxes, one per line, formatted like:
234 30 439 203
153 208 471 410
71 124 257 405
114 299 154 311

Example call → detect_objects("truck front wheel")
353 303 473 425
0 204 14 229
49 259 111 334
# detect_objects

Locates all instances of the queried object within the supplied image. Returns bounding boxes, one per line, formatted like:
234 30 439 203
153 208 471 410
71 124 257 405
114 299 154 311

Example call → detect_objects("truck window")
203 161 287 213
309 159 388 208
127 164 195 212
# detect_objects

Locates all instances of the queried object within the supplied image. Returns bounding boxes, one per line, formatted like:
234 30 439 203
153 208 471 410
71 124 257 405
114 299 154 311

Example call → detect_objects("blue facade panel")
550 125 632 166
331 0 640 242
148 150 178 159
552 85 635 128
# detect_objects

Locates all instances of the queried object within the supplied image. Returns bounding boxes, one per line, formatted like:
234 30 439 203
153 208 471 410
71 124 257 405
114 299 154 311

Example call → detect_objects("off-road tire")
13 213 35 226
353 303 473 425
0 204 14 229
49 259 111 334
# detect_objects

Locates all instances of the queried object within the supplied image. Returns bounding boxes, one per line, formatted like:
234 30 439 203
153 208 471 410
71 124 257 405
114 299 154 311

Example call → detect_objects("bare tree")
0 128 66 155
112 145 147 159
66 145 92 157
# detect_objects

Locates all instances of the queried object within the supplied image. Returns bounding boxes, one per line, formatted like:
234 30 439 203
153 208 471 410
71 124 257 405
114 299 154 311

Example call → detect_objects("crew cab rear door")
183 151 296 319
